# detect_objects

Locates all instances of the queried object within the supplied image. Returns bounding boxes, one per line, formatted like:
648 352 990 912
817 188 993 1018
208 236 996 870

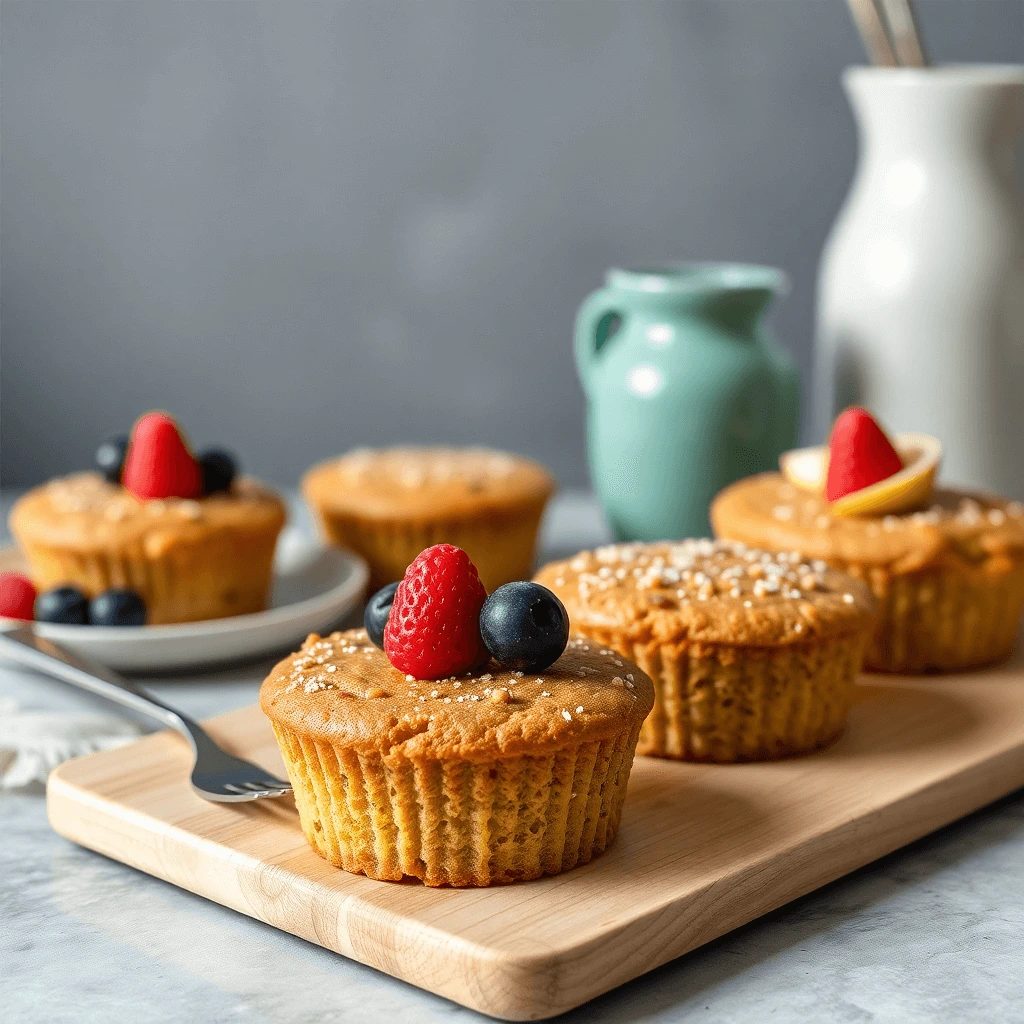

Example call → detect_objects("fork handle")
0 626 209 757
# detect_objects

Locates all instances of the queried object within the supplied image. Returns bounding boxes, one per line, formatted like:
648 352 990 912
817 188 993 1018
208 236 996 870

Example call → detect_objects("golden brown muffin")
535 539 876 762
260 628 654 887
302 447 554 593
10 472 286 624
711 474 1024 673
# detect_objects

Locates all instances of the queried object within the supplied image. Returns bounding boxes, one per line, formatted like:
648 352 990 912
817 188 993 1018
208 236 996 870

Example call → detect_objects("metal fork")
0 627 292 803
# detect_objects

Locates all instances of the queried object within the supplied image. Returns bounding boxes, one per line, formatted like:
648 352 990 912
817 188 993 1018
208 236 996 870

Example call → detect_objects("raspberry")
0 572 37 620
383 544 489 680
826 407 904 502
122 412 202 501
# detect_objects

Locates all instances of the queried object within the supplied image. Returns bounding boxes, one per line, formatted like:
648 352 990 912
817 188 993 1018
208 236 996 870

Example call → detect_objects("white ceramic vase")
815 66 1024 497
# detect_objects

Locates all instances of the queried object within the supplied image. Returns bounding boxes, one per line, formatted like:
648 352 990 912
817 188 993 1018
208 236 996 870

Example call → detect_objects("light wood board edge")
46 725 1024 1021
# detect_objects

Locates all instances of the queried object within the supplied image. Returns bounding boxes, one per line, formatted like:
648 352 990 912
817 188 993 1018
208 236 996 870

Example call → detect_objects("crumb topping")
260 628 654 758
536 540 876 647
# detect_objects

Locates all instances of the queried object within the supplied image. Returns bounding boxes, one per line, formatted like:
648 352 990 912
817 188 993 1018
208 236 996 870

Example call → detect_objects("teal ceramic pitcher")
575 264 799 540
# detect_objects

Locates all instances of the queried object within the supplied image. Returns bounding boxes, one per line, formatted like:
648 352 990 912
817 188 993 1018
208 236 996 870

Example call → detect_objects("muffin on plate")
302 447 554 593
261 543 654 887
9 412 286 625
535 539 876 762
711 408 1024 673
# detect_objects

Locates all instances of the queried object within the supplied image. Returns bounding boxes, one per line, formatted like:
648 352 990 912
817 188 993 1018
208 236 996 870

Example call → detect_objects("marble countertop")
3 491 1024 1023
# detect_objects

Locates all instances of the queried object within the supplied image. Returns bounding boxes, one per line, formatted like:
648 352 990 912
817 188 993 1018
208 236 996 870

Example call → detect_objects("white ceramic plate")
0 530 369 672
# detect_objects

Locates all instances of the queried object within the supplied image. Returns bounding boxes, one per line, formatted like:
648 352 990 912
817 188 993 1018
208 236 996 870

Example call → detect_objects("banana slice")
779 433 942 517
778 446 827 493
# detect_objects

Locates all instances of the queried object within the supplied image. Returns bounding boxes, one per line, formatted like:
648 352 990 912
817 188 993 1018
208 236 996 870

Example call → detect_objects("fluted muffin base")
19 530 279 624
577 632 867 762
308 502 547 595
832 559 1024 673
272 721 642 887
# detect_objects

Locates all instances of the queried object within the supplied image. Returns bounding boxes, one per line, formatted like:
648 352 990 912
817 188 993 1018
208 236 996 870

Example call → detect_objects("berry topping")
36 586 89 625
199 448 238 495
825 407 903 503
121 412 202 501
89 588 147 627
364 581 399 650
479 582 569 672
0 572 37 621
95 434 130 484
383 544 489 679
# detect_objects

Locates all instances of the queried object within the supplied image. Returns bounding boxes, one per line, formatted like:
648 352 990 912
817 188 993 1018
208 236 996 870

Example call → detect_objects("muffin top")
535 539 876 647
260 628 654 760
302 447 554 521
712 473 1024 571
10 472 286 553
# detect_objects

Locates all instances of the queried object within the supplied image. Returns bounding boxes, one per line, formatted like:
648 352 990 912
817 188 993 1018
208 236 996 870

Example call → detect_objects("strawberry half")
384 544 489 680
122 412 202 501
825 407 904 502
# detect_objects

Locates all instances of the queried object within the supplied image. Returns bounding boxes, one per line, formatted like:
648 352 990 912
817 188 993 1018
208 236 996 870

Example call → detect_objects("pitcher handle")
574 287 622 394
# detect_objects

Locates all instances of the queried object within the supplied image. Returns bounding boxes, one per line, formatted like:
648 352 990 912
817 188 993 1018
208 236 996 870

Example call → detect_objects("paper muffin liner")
18 529 279 625
307 500 548 594
832 559 1024 673
569 630 867 762
271 720 643 887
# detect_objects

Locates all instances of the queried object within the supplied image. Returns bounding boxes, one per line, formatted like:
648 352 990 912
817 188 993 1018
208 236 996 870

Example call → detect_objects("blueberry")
90 588 147 627
35 586 90 625
479 582 569 672
364 582 399 650
199 448 237 495
96 434 130 484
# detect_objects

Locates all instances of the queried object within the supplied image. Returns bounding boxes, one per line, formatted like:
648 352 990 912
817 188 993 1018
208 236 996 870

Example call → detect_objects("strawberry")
826 407 904 502
122 412 202 501
384 544 489 680
0 572 36 620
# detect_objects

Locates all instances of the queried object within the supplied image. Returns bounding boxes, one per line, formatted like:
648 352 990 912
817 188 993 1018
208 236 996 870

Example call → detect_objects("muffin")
535 540 876 762
10 474 286 625
712 475 1024 673
302 447 554 593
9 412 286 625
260 628 654 886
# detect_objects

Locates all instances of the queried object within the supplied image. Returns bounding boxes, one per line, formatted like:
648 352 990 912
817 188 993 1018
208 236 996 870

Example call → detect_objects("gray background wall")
2 0 1022 490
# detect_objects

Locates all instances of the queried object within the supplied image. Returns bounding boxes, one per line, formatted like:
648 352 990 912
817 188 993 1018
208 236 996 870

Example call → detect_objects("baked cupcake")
261 544 654 886
10 412 286 625
302 447 554 593
711 408 1024 673
535 539 876 762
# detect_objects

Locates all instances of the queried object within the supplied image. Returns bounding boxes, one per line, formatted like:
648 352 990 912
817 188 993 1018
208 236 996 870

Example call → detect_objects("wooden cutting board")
47 653 1024 1020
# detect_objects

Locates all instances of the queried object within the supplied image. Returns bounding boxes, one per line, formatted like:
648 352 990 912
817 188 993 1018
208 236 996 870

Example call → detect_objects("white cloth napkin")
0 697 143 790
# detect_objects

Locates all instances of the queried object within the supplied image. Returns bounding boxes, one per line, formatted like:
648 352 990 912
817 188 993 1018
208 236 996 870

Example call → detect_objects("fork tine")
261 779 292 790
